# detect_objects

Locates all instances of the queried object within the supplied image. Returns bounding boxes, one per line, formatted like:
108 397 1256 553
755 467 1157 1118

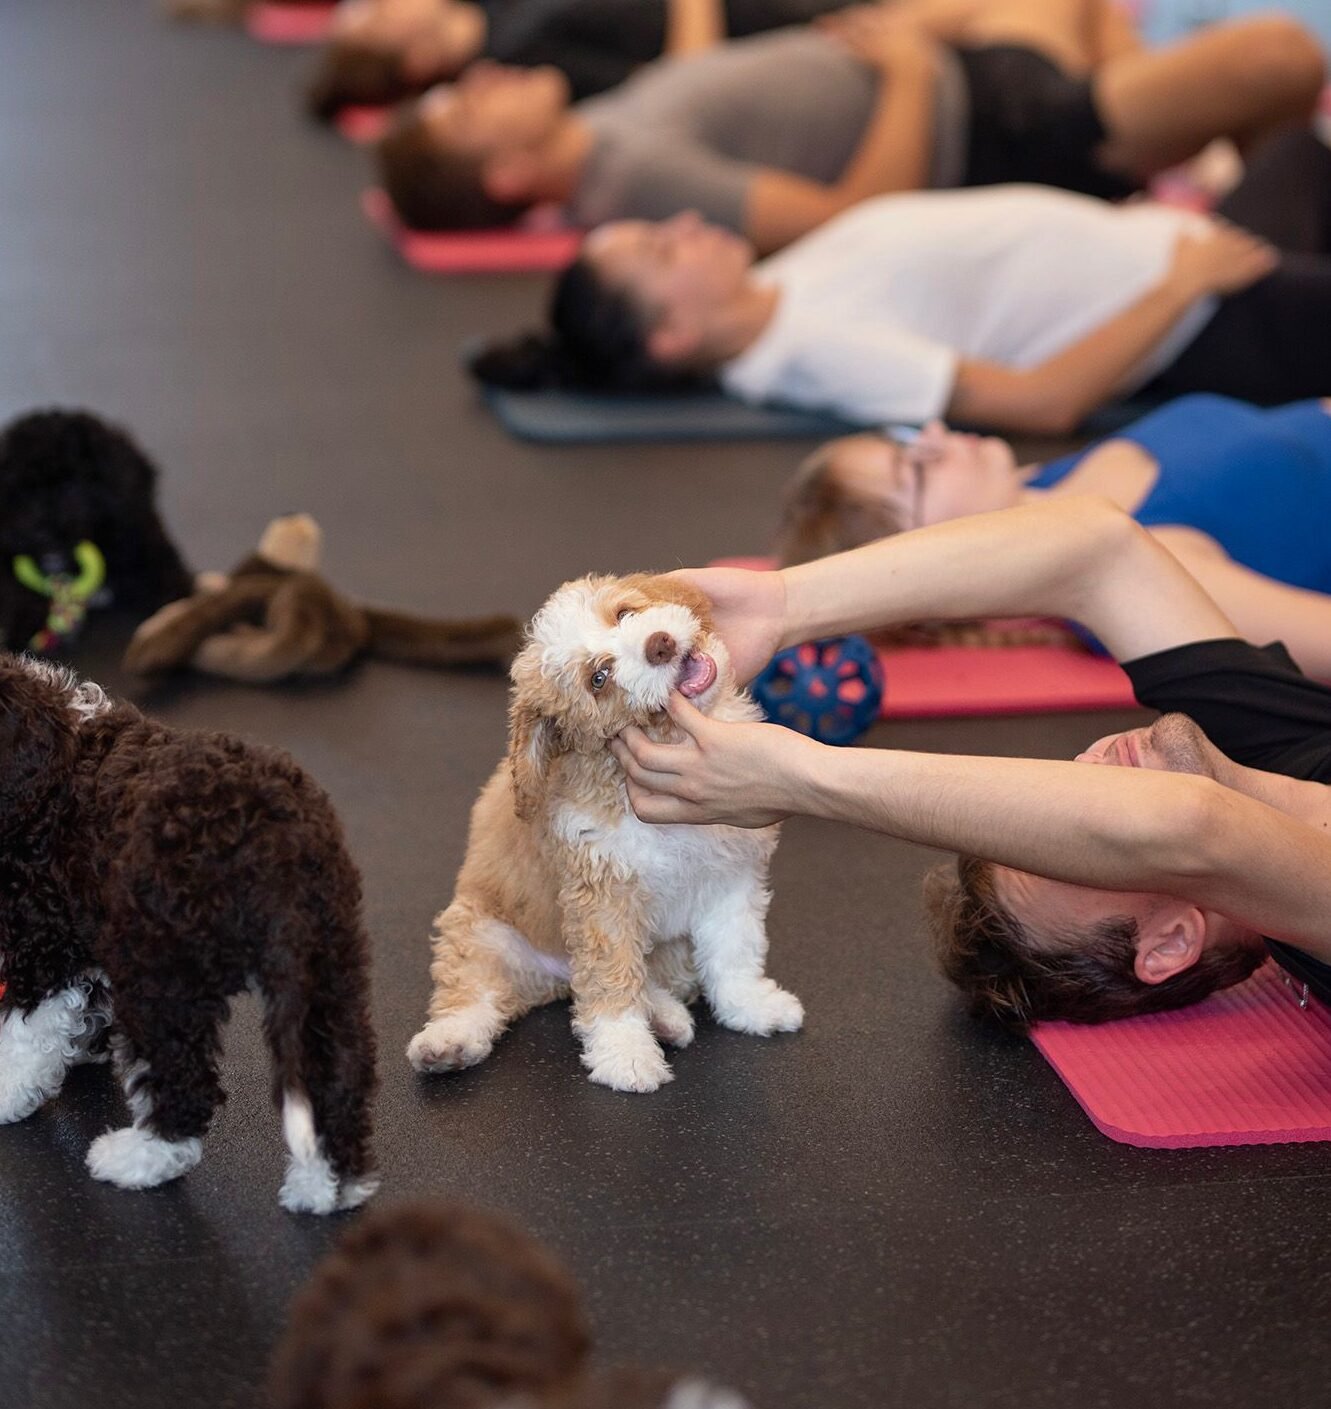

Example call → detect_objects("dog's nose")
645 631 676 666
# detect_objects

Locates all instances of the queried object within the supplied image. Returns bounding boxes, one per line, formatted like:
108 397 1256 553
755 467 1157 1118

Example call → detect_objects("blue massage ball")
751 635 884 746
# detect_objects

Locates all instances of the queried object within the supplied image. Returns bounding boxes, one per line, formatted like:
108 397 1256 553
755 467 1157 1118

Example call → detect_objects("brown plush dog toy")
123 515 520 683
268 1199 751 1409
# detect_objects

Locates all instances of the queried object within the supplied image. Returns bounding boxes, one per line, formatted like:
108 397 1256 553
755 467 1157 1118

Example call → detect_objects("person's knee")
1227 15 1325 111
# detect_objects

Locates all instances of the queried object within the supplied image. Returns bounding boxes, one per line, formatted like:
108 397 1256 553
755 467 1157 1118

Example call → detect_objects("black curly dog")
0 408 193 651
0 654 377 1212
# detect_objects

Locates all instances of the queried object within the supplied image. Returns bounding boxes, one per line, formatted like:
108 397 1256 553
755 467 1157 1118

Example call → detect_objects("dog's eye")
590 668 610 691
615 608 634 624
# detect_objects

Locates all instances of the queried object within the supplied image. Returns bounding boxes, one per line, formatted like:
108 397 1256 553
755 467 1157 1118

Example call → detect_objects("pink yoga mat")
1031 962 1331 1147
246 2 336 43
362 188 581 274
336 105 392 145
712 556 1136 719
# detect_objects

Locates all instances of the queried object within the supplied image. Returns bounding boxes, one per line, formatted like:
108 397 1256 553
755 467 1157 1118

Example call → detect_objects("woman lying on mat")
307 0 853 117
779 396 1331 680
373 0 1322 248
611 496 1331 1027
470 128 1331 437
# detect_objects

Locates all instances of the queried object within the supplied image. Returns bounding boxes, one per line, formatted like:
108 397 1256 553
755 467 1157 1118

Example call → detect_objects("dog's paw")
647 991 696 1049
336 1174 381 1212
580 1015 673 1093
279 1152 340 1215
86 1128 202 1190
406 1013 496 1074
711 979 805 1036
0 1078 53 1125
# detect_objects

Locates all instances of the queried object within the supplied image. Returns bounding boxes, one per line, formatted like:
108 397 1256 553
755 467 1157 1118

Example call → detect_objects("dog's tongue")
677 651 717 699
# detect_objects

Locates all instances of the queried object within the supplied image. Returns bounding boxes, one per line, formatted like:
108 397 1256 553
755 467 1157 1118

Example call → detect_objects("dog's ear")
508 700 564 822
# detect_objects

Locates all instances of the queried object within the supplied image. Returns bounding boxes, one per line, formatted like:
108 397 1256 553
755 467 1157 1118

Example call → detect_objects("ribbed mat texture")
1032 962 1331 1147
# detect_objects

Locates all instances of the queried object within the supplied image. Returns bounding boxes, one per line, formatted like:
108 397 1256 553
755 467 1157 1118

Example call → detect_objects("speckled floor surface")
2 4 1329 1407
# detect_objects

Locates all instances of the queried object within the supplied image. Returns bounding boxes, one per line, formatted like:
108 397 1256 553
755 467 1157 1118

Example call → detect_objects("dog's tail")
259 851 379 1214
361 607 521 669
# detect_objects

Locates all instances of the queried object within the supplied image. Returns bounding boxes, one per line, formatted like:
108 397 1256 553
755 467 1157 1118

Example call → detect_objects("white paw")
580 1015 673 1093
648 992 696 1049
711 979 805 1036
406 1013 496 1074
279 1149 340 1215
86 1127 203 1190
336 1174 381 1211
0 1076 56 1125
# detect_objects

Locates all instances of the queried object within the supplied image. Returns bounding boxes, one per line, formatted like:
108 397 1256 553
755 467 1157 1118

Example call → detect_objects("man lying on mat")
611 496 1331 1027
373 0 1323 250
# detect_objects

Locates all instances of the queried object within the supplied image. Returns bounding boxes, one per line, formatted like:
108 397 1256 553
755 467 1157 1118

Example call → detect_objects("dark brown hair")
268 1200 591 1409
925 855 1264 1031
377 111 528 231
469 255 712 393
305 42 426 122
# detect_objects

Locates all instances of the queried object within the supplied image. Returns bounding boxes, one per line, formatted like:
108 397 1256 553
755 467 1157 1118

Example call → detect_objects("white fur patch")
279 1090 339 1214
576 1010 672 1093
86 1127 203 1189
407 999 504 1073
15 656 112 722
665 1382 753 1409
276 1090 377 1214
0 985 98 1123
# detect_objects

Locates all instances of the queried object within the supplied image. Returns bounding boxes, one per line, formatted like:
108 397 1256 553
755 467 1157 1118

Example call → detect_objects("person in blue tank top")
777 394 1331 678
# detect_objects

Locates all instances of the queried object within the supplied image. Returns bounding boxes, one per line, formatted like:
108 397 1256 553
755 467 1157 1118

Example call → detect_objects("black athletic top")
485 0 852 101
1123 636 1331 1001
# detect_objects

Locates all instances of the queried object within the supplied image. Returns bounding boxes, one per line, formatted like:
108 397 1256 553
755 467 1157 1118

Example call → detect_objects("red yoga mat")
336 104 393 145
712 557 1136 719
1031 962 1331 1147
362 188 582 274
245 2 336 43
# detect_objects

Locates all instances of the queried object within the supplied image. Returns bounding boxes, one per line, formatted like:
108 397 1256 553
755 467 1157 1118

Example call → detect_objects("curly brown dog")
269 1200 751 1409
0 653 377 1213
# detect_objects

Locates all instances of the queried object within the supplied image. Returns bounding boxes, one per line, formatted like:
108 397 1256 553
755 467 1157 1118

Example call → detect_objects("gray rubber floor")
3 4 1330 1407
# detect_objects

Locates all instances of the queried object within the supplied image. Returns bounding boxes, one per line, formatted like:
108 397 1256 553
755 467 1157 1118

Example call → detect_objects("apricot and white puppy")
408 573 802 1093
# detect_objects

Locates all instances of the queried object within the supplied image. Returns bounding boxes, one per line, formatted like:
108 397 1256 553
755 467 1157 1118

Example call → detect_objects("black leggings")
1145 127 1331 404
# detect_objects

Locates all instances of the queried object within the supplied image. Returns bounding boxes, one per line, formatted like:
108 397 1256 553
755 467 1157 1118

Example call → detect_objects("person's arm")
1090 0 1144 63
945 224 1278 436
745 15 939 253
668 496 1237 686
665 0 725 54
612 703 1331 960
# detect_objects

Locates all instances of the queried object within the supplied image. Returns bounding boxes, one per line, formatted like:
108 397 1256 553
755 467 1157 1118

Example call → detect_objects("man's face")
1074 712 1222 777
416 63 570 158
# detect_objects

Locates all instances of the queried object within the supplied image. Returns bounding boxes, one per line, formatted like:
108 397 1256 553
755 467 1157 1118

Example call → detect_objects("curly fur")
0 409 193 653
268 1200 750 1409
0 654 377 1211
408 574 801 1094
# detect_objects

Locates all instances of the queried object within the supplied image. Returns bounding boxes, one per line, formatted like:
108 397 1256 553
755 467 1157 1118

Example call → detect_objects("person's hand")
817 6 940 71
611 693 822 828
666 565 788 685
1168 222 1279 300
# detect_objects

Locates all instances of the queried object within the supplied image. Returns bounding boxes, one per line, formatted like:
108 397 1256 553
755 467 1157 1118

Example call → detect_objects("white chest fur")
551 797 775 941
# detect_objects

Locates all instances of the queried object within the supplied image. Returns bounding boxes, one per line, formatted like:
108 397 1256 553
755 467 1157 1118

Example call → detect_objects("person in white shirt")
469 128 1331 436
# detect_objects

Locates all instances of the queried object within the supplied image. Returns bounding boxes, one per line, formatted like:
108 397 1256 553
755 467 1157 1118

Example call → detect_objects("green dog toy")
12 541 107 653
